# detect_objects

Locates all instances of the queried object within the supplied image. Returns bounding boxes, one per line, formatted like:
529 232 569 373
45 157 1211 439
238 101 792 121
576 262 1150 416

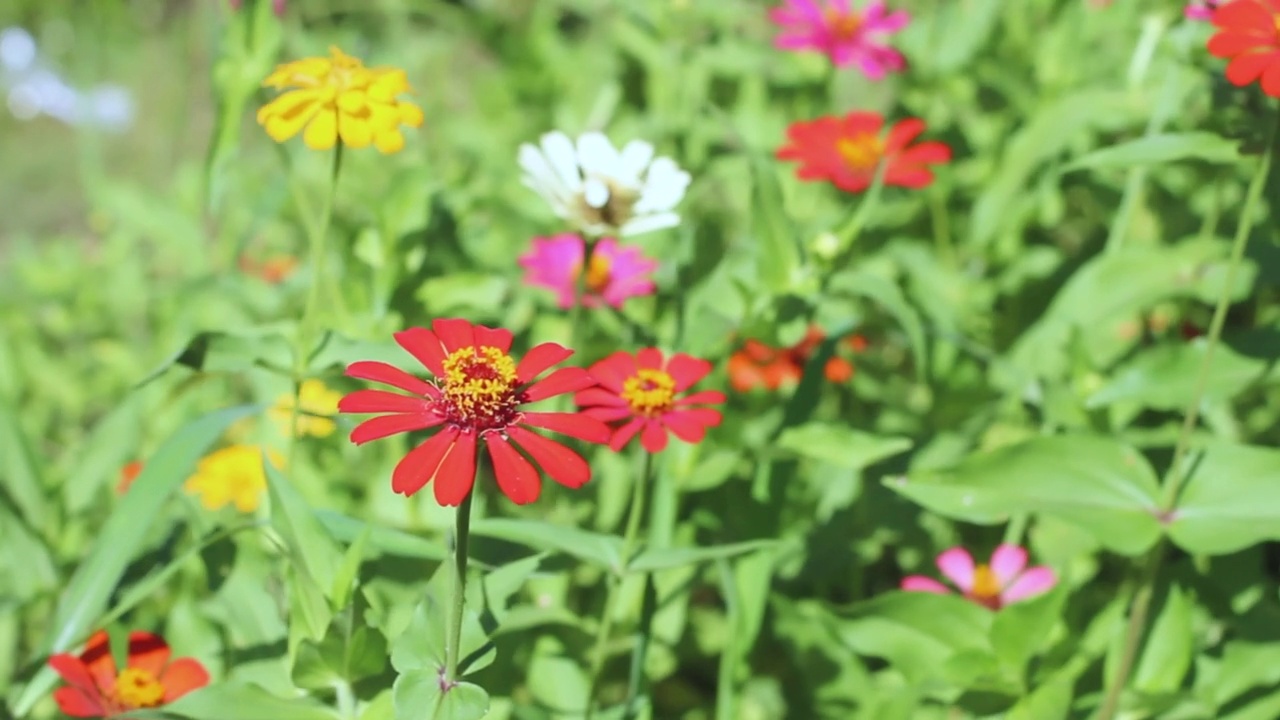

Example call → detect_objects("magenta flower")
1184 0 1223 20
767 0 909 79
517 234 658 310
900 544 1057 610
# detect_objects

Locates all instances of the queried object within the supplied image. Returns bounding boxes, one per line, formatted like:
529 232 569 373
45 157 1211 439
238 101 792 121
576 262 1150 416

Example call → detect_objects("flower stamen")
439 346 520 430
825 9 864 41
836 132 883 171
621 369 677 416
969 564 1002 608
115 667 165 709
579 251 612 294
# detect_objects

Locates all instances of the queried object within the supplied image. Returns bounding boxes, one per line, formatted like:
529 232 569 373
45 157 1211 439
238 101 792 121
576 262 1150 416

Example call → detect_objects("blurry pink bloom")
900 544 1056 610
1184 0 1223 20
518 234 658 310
768 0 909 79
228 0 287 16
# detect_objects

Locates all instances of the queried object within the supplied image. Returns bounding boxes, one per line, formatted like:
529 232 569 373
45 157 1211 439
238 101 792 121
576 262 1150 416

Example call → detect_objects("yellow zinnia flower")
270 379 342 438
184 445 281 513
256 46 424 154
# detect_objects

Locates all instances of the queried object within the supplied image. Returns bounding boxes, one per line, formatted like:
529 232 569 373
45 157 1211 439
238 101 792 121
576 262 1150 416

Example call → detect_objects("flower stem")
1096 107 1278 720
444 490 474 683
585 449 653 719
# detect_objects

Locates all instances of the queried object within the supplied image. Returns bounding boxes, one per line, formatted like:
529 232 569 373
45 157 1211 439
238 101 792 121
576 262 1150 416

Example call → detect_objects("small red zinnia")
48 630 209 717
1207 0 1280 97
728 327 867 392
575 348 725 453
338 318 611 506
776 111 951 193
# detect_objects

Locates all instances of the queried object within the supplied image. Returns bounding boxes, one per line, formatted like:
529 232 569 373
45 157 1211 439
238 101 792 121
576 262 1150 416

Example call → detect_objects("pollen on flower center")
578 251 612 294
825 9 864 40
621 369 677 416
438 346 521 430
577 177 640 230
115 667 165 708
837 133 883 171
969 564 1001 607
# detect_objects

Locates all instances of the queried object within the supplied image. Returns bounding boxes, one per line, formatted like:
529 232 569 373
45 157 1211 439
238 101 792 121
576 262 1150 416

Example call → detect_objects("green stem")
1096 107 1278 720
1001 513 1028 546
585 450 653 719
444 491 474 683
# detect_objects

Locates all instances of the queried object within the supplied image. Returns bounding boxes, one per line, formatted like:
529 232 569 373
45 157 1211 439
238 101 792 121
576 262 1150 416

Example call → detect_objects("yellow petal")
336 89 366 114
304 110 339 150
368 69 410 102
399 101 425 128
264 99 325 143
256 88 323 124
374 128 406 154
338 113 373 148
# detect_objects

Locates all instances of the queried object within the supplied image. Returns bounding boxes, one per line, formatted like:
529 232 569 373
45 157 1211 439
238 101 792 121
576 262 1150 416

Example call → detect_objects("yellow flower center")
577 252 612 294
825 9 864 41
322 46 367 91
115 667 164 709
439 346 521 430
621 369 676 416
837 133 884 171
969 564 1002 608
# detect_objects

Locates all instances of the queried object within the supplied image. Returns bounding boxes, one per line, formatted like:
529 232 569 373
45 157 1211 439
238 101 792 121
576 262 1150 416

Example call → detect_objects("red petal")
608 417 646 451
472 324 513 353
676 390 726 406
524 367 595 402
53 686 107 717
1225 50 1280 85
432 318 476 354
584 406 635 422
339 389 431 414
574 387 627 408
1208 32 1272 57
346 361 437 397
433 430 478 506
391 427 459 496
1214 0 1275 29
77 632 117 693
884 165 936 189
160 657 210 701
125 632 170 677
506 426 592 489
640 420 669 453
350 413 444 444
394 328 448 377
665 353 713 391
636 347 665 369
1262 57 1280 96
883 117 926 154
486 435 542 504
587 352 638 392
662 408 722 445
49 653 101 699
840 111 884 137
897 141 952 166
515 342 574 384
521 412 611 443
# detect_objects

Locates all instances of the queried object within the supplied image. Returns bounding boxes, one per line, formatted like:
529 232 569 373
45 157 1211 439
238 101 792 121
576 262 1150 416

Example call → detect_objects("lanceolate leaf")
1167 441 1280 555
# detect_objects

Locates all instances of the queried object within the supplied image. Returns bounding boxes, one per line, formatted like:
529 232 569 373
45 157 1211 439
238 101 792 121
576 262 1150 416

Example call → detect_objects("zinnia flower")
777 112 951 193
517 234 658 309
1186 0 1224 20
184 445 281 513
269 379 342 438
768 0 909 79
728 327 867 392
337 319 610 505
900 545 1057 610
49 630 209 717
256 46 424 153
518 131 691 237
1207 0 1280 97
575 348 725 453
116 460 143 495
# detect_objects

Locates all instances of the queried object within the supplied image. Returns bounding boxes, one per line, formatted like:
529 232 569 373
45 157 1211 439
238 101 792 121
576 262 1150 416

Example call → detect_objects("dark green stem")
444 491 474 683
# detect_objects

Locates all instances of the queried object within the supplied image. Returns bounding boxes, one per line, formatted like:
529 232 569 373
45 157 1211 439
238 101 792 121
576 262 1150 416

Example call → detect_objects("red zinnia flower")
338 318 610 506
49 630 209 717
1207 0 1280 97
575 348 725 453
776 111 951 193
728 327 867 392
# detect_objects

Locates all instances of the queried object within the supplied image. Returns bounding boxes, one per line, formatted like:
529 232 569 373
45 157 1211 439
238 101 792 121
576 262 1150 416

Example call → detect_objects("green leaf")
1133 583 1194 694
1167 441 1280 555
1087 339 1272 411
390 568 491 678
165 681 339 720
470 517 622 569
750 153 800 293
292 611 389 691
887 435 1163 555
13 405 260 719
990 587 1066 672
776 424 912 470
62 393 144 514
835 592 995 686
317 510 446 561
629 540 779 572
136 328 294 387
1005 676 1073 720
1064 132 1242 171
0 398 48 526
393 673 489 720
264 461 345 605
828 269 928 378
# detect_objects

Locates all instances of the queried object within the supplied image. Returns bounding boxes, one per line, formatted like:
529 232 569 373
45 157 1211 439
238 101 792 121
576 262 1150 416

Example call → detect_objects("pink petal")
608 417 646 451
900 576 951 595
935 547 976 592
588 352 638 392
1000 567 1058 604
574 387 628 407
583 406 635 422
988 544 1029 588
676 390 726 406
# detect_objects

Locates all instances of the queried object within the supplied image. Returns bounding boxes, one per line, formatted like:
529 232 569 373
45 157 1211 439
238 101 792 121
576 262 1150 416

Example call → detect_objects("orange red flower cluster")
50 631 208 717
1206 0 1280 98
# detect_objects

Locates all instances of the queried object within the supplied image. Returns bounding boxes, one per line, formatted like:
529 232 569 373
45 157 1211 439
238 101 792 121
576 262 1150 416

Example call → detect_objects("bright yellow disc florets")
439 346 520 430
621 369 676 416
115 667 165 708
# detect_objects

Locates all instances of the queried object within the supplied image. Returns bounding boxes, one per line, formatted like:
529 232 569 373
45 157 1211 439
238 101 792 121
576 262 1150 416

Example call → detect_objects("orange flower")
728 327 867 392
49 631 209 717
776 112 950 193
238 255 298 284
116 461 143 495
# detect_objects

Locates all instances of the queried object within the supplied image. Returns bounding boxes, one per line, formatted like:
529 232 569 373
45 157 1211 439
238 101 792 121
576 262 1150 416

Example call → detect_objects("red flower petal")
897 141 952 166
346 360 437 397
676 390 727 406
640 420 669 453
433 430 477 507
583 406 635 422
883 117 925 154
608 417 647 451
48 653 102 701
125 632 170 677
1208 32 1272 58
524 367 595 402
160 657 210 702
574 387 628 408
1214 0 1275 29
1262 57 1280 96
665 353 713 391
587 352 638 392
521 412 611 443
394 328 448 377
431 318 476 354
338 389 431 414
486 435 542 504
636 347 665 369
350 413 444 444
515 342 574 384
391 427 459 496
840 112 884 137
1225 49 1280 85
661 408 722 445
77 632 117 693
52 686 107 717
506 426 592 489
472 324 514 353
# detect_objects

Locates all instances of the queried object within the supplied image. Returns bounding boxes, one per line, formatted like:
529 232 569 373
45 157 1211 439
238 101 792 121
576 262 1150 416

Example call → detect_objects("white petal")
576 131 623 180
540 131 584 192
633 157 691 214
583 178 610 208
620 211 680 237
617 140 655 184
518 144 566 195
520 177 571 218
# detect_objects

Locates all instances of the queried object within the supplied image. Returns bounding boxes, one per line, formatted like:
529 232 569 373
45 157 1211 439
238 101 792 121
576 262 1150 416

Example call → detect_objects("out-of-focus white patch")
0 27 36 73
0 25 135 132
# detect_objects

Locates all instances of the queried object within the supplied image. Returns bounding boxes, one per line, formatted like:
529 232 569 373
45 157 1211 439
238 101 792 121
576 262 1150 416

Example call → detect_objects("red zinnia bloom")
776 111 951 193
338 318 610 506
728 327 867 392
49 630 209 717
575 348 725 453
1207 0 1280 97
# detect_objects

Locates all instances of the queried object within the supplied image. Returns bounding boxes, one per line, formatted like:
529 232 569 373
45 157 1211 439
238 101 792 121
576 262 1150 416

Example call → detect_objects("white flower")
518 130 691 238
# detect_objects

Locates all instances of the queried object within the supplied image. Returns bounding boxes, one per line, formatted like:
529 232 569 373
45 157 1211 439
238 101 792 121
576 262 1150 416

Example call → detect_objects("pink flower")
1185 0 1224 20
517 234 658 310
768 0 909 79
900 545 1057 610
228 0 286 16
